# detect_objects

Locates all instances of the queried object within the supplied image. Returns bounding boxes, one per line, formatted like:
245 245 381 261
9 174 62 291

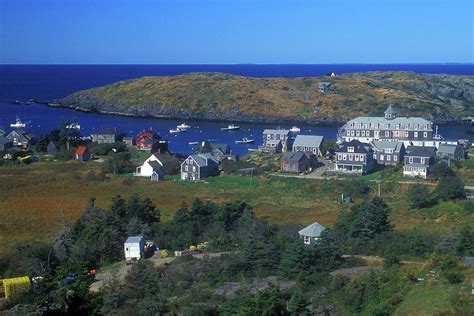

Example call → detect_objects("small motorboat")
169 129 183 134
10 117 27 128
290 126 301 133
221 124 240 131
188 141 199 145
235 137 255 144
66 123 81 130
177 123 191 130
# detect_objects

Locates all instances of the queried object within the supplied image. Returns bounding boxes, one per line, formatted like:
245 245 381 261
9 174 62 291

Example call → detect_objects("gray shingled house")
403 146 436 179
91 128 126 144
318 82 331 93
47 140 59 156
7 128 34 148
370 140 405 165
280 152 317 173
298 222 326 245
292 135 325 156
334 140 375 175
436 144 465 160
261 129 292 153
0 136 13 152
181 153 219 181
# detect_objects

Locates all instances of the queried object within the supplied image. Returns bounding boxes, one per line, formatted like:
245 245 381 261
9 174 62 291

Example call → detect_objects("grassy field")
1 160 473 256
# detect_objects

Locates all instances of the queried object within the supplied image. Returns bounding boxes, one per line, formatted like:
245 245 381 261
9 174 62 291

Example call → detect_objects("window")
394 155 397 161
405 131 409 137
387 155 391 161
185 166 188 171
349 154 353 160
409 157 413 163
385 131 390 137
423 132 428 138
396 124 400 129
346 130 350 136
348 146 355 153
190 159 193 164
351 131 355 136
338 154 342 160
424 124 427 130
380 155 384 161
356 130 360 136
420 158 425 164
355 155 360 161
304 236 310 245
361 131 365 136
193 166 196 172
414 132 418 137
394 131 399 137
343 154 347 160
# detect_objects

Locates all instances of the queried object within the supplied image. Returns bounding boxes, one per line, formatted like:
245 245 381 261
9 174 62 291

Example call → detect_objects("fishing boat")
290 126 301 133
66 123 81 130
188 141 199 145
221 124 240 131
10 117 27 128
235 137 255 144
177 123 191 130
169 128 183 134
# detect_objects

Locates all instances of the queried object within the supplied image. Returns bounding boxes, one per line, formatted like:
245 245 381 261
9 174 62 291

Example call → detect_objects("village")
1 104 474 313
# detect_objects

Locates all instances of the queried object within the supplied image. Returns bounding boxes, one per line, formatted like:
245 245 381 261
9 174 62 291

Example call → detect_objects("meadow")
1 160 473 257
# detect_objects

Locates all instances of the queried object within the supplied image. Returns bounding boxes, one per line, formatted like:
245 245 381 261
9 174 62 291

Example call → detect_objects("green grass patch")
395 284 455 315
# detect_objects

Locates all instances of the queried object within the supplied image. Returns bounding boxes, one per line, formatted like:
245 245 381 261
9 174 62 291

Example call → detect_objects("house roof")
0 136 12 145
153 152 178 166
318 82 331 87
92 128 122 135
464 256 474 265
293 135 324 148
337 140 372 154
0 126 5 134
371 140 404 152
405 146 436 158
76 146 88 155
345 116 432 131
281 151 310 162
148 160 163 172
48 140 59 147
190 153 218 167
298 221 326 238
212 143 230 154
125 236 143 244
437 144 461 155
263 129 290 135
384 104 397 116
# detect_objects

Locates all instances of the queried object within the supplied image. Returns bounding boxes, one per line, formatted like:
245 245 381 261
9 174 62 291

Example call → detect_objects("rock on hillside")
56 71 474 125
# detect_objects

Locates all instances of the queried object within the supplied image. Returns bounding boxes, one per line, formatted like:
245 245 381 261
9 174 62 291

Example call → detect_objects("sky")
0 0 472 64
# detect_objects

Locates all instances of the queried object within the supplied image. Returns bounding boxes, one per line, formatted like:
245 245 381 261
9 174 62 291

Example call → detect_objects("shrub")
444 271 465 284
436 175 465 200
408 184 437 209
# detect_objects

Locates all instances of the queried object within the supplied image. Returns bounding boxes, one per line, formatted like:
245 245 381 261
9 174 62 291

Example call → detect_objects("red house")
75 146 91 161
136 130 168 153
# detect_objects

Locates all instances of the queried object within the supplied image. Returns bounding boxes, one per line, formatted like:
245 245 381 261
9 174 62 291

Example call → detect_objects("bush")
436 175 465 200
408 184 437 209
444 271 465 284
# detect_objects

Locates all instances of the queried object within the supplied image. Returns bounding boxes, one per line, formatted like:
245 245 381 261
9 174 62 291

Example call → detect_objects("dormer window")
348 146 355 153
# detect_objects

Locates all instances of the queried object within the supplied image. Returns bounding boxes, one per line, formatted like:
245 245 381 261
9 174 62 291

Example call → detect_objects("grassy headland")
56 71 474 124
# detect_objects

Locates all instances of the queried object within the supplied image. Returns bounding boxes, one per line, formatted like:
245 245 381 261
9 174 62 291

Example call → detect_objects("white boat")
290 126 301 133
177 123 191 130
66 123 81 130
221 124 240 131
10 117 27 128
169 129 182 134
235 137 255 144
188 141 199 145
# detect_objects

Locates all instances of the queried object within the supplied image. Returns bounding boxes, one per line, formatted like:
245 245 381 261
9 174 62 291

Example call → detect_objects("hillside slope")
57 71 474 124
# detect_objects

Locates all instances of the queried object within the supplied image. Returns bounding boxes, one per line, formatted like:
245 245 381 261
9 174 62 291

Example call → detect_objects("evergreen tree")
349 197 391 240
288 288 308 315
455 227 474 256
436 175 465 200
408 184 436 209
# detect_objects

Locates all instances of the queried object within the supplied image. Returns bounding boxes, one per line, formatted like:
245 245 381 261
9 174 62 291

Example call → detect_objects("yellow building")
0 276 30 301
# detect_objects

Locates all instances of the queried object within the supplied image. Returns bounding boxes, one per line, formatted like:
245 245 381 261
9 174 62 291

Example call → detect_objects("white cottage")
134 153 167 180
298 221 326 245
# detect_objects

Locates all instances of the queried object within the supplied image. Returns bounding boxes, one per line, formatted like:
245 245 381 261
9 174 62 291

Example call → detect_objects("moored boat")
66 123 81 130
10 117 27 128
177 123 191 130
221 124 240 131
290 126 301 133
235 137 255 144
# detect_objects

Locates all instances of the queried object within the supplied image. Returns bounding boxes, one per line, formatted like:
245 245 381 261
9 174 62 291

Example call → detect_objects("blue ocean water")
0 64 473 155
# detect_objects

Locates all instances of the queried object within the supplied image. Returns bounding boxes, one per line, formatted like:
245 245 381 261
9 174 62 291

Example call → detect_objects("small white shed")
298 221 326 245
124 236 145 264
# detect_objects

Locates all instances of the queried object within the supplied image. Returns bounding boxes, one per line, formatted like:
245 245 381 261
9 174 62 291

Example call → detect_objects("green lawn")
395 284 456 315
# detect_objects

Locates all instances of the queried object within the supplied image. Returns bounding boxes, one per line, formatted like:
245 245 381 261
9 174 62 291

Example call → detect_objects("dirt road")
90 252 233 292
